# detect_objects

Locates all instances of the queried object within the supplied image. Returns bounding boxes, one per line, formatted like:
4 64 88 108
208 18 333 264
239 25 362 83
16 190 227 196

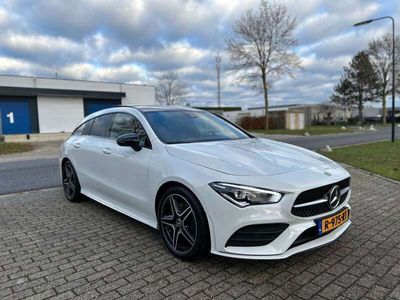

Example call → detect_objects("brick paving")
0 167 399 299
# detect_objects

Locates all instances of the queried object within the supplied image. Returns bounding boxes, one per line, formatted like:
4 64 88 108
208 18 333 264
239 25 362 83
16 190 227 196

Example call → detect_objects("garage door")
84 99 121 116
0 100 32 134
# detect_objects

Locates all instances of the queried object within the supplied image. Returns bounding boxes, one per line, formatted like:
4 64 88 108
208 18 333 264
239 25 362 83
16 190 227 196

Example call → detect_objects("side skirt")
81 188 158 229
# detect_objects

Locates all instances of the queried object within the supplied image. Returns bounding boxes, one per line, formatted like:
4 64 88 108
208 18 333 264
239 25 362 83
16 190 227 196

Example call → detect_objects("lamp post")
215 53 222 108
354 16 396 142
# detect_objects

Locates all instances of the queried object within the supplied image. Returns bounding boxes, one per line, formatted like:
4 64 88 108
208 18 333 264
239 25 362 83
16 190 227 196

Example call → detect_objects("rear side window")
89 114 112 137
73 119 93 136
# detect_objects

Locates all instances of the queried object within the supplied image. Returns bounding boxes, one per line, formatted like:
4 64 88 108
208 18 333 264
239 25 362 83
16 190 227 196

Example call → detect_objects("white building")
238 104 352 126
0 75 155 135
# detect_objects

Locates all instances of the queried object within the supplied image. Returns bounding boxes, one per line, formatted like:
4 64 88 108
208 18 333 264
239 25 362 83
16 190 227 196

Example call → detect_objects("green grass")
319 140 400 181
0 142 35 155
251 125 355 136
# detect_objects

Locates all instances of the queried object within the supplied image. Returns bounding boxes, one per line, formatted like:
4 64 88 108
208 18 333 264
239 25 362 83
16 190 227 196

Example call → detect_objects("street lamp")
215 53 222 108
354 16 396 142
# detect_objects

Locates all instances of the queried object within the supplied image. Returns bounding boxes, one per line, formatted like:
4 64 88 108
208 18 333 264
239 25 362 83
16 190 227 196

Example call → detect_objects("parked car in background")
60 106 351 260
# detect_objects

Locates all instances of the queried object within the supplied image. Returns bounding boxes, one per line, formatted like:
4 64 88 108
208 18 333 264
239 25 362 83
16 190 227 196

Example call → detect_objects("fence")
238 111 286 130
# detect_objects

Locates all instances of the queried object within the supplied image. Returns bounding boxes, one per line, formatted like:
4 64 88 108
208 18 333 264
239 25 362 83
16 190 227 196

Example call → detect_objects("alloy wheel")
160 194 197 254
63 164 76 199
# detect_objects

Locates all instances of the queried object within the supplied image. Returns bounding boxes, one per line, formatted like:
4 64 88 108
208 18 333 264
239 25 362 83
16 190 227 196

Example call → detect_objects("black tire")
62 161 82 202
158 186 210 261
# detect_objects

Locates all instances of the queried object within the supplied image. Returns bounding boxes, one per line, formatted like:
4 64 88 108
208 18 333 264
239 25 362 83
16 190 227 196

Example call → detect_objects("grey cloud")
4 0 233 49
0 0 399 108
0 32 83 66
302 28 387 59
108 42 212 71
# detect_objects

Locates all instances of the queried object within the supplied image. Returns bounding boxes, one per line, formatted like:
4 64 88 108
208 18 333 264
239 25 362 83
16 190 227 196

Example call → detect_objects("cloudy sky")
0 0 398 108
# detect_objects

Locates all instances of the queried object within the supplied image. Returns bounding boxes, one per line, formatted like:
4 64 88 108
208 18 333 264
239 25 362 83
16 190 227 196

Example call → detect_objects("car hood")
165 138 334 176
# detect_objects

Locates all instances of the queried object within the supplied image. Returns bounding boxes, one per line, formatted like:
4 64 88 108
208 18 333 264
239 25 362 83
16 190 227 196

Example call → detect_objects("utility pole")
215 53 221 108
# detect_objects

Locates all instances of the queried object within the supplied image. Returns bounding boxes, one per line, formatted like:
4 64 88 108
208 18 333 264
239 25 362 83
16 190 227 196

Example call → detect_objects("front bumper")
213 219 351 260
198 181 351 260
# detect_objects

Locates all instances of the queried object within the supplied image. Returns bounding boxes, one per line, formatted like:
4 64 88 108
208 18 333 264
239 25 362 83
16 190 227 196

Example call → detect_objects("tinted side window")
73 125 83 136
81 119 93 135
89 114 112 137
110 113 150 148
73 119 93 136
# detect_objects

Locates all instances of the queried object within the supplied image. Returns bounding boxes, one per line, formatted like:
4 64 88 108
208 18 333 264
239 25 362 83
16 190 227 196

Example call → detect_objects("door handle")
73 142 80 148
102 148 112 155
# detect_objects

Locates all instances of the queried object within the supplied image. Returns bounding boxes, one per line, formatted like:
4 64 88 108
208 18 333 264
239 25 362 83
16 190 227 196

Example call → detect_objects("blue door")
84 99 121 116
0 101 32 134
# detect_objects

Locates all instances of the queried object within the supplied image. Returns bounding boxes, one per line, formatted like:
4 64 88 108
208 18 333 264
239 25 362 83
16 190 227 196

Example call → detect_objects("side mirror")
117 133 142 151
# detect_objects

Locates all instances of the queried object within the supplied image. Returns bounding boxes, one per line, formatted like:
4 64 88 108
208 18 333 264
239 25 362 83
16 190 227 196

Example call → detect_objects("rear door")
67 119 93 189
77 114 113 198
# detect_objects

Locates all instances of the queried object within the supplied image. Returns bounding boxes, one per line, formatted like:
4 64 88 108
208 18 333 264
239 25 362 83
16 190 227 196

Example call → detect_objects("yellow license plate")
317 208 349 235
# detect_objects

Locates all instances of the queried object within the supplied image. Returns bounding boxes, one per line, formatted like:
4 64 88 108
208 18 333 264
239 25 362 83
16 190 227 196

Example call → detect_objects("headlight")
209 182 283 207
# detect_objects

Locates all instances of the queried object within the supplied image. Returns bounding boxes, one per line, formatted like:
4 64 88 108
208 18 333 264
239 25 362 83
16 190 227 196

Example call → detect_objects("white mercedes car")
60 106 351 260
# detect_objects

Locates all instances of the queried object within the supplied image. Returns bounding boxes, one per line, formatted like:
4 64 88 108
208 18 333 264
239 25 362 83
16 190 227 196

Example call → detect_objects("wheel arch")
61 157 70 168
60 157 81 185
155 180 212 255
154 181 210 230
155 181 190 224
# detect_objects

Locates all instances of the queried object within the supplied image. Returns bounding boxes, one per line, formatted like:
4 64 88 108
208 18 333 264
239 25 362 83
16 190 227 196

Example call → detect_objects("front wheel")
62 161 82 202
158 186 210 260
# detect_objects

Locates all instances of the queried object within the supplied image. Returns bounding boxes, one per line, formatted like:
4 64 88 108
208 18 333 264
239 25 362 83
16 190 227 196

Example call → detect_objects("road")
262 126 398 150
0 158 60 195
0 126 397 195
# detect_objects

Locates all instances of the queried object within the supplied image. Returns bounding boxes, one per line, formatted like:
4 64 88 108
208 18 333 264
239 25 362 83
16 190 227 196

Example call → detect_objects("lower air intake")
226 223 288 247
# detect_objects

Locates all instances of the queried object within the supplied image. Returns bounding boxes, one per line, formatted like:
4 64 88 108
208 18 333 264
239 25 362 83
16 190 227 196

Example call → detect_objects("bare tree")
367 33 400 125
226 0 301 129
155 71 188 105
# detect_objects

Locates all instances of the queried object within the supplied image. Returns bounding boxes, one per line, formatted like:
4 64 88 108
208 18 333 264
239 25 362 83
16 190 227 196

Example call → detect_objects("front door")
101 113 152 220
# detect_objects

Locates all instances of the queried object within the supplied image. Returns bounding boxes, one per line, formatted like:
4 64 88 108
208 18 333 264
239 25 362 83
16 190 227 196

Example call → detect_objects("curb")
0 155 58 163
0 186 62 198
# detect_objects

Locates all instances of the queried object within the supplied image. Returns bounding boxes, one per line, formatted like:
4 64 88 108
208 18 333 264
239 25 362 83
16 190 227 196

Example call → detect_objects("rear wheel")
158 186 210 260
62 161 82 202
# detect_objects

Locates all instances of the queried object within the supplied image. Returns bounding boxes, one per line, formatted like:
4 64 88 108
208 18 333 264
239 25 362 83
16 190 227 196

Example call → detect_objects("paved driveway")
1 168 400 299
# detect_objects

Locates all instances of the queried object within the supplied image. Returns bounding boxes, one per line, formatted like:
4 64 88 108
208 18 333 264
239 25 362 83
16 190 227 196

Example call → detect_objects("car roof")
76 105 204 127
131 105 201 112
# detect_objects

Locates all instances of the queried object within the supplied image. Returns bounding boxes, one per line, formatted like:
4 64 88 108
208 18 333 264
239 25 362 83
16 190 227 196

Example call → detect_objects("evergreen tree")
331 51 380 124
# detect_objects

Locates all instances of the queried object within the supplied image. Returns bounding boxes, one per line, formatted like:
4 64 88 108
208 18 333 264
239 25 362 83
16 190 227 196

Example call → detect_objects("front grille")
289 207 349 249
226 223 288 247
291 177 350 217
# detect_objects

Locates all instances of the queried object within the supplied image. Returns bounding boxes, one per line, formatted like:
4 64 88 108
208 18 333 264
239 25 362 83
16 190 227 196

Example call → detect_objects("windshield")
144 110 251 144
